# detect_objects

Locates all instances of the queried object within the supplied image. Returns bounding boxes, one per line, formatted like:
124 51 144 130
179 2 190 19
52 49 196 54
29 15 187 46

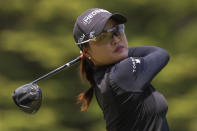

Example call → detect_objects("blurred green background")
0 0 197 131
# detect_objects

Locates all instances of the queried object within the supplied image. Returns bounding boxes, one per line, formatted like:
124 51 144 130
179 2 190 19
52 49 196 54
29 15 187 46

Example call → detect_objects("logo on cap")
83 9 110 25
78 34 85 43
89 31 95 39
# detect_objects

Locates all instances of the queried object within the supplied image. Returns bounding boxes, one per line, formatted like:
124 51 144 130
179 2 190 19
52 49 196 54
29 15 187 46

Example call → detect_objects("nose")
111 35 121 46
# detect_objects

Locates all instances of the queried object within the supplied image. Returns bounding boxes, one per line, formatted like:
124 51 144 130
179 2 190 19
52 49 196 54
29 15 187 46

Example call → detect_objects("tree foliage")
0 0 196 131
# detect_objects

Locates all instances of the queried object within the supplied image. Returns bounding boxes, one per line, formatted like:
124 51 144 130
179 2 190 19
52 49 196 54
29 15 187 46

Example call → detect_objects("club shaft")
31 56 82 84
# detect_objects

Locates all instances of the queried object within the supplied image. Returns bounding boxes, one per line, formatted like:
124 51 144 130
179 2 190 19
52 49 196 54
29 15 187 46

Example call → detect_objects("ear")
82 47 91 58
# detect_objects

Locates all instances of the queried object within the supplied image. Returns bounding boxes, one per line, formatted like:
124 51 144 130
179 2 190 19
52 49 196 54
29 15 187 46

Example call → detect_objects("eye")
113 31 119 37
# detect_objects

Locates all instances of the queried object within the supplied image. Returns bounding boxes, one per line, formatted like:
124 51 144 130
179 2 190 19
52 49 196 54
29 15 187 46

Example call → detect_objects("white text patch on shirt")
129 57 141 72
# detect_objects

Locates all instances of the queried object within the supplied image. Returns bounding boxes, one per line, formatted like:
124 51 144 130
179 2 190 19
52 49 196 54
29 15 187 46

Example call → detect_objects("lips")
114 45 124 52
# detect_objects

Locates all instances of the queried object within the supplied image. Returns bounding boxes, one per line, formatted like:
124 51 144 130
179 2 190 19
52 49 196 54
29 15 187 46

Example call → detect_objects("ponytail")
77 86 94 111
77 56 95 111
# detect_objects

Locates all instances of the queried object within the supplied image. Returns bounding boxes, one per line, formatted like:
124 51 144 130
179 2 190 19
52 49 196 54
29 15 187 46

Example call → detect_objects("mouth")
114 45 124 52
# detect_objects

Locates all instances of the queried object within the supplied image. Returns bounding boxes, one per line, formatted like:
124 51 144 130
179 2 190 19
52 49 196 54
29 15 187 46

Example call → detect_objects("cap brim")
110 13 127 24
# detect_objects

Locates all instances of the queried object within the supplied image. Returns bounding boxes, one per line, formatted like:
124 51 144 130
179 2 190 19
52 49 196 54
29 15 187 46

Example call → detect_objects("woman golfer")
73 8 170 131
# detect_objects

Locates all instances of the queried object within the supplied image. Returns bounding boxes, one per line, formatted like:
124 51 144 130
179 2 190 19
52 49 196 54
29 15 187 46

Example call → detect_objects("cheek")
89 44 114 62
122 34 128 47
88 37 129 65
91 44 112 58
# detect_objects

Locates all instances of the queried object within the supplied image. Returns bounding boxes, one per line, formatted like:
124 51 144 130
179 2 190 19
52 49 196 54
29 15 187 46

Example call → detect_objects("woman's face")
83 19 128 66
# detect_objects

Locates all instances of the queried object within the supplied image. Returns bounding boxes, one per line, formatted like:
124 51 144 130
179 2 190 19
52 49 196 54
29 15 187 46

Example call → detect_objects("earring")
88 56 91 60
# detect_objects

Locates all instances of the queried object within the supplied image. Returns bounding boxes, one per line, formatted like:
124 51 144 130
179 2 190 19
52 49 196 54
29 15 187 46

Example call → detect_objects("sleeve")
109 46 170 93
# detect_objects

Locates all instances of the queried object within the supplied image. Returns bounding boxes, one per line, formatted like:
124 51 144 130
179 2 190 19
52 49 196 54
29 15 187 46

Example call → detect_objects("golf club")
12 55 82 114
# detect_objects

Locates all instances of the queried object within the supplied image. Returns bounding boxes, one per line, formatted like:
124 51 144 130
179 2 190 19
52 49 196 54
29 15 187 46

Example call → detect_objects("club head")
12 83 42 114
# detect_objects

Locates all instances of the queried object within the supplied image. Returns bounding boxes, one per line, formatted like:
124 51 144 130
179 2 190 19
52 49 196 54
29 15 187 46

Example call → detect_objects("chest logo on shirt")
129 57 141 72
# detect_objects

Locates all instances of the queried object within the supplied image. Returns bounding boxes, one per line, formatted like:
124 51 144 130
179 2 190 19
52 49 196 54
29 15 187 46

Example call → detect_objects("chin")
119 48 128 57
119 52 128 60
113 49 128 63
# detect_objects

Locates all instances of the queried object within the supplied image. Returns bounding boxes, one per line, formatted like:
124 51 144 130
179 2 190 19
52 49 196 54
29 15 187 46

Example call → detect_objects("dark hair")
77 43 95 111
